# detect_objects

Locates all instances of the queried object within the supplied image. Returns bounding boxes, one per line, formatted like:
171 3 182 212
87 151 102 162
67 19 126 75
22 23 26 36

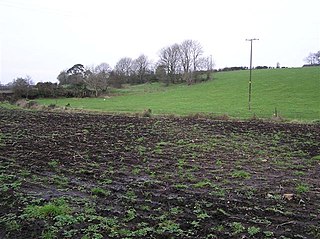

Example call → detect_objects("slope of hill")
37 67 320 120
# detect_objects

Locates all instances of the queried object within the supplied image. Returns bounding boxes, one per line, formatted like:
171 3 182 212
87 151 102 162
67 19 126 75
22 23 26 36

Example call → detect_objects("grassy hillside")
36 67 320 120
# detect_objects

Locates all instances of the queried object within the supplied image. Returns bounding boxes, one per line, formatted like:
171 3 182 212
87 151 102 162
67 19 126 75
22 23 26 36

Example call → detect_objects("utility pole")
246 38 259 110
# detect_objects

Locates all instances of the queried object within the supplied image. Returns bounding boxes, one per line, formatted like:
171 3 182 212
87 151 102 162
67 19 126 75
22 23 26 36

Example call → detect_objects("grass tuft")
24 198 71 219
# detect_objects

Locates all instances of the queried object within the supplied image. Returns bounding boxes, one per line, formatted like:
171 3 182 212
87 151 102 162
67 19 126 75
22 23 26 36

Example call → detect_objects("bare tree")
196 56 215 81
305 53 317 65
133 54 150 84
304 51 320 65
316 51 320 64
114 57 133 83
84 63 111 97
179 39 204 84
95 63 111 75
190 40 204 72
179 40 192 84
197 55 215 71
158 44 181 83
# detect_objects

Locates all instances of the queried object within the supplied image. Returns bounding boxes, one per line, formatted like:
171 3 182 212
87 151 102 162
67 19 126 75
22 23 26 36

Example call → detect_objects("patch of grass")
247 226 260 236
48 160 59 168
41 229 57 239
0 173 22 192
311 155 320 161
124 190 137 202
196 211 210 220
100 178 113 184
24 198 71 219
0 102 20 110
211 224 224 232
19 169 31 177
5 219 20 231
36 67 320 120
52 175 68 187
91 187 111 197
156 220 183 235
231 222 245 235
136 145 147 156
124 208 136 222
215 159 223 167
170 207 183 215
295 183 310 194
231 170 251 179
193 179 212 188
174 183 189 189
293 171 306 177
209 187 226 197
132 167 141 175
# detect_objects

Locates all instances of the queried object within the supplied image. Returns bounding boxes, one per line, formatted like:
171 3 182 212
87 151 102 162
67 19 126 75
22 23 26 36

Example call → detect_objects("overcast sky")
0 0 319 84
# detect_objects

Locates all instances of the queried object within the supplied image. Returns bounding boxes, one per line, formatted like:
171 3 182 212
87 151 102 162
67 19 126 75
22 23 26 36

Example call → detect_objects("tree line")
1 39 215 99
2 43 319 100
55 39 214 95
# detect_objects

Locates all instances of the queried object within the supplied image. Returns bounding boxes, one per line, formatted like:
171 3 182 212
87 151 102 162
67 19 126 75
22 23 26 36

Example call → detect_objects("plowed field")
0 108 319 238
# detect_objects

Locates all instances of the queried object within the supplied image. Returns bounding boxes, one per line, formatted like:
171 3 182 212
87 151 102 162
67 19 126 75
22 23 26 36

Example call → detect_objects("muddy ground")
0 107 319 239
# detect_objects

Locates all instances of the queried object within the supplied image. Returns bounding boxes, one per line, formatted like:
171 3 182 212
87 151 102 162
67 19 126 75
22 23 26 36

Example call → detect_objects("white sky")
0 0 319 84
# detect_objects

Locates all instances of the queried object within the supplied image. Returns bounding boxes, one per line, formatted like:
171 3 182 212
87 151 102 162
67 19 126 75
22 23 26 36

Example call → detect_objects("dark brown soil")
0 107 319 238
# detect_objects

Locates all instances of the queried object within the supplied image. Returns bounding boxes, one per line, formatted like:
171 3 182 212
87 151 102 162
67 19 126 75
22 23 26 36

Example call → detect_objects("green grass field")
36 67 320 121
